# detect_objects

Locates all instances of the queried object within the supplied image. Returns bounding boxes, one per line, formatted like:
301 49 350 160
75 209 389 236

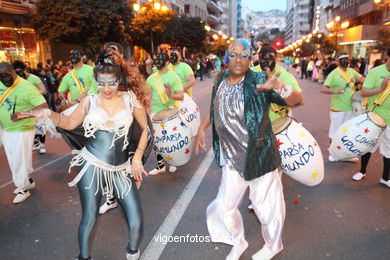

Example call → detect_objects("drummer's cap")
338 52 349 60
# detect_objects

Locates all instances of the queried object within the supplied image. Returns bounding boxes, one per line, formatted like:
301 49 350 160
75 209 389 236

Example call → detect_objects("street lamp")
326 16 349 54
132 0 169 54
373 0 390 24
204 25 211 32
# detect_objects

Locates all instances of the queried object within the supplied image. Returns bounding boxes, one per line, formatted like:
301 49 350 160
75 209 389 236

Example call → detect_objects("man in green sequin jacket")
196 40 303 260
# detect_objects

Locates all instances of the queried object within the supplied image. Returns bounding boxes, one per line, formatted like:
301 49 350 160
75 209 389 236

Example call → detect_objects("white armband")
280 84 293 98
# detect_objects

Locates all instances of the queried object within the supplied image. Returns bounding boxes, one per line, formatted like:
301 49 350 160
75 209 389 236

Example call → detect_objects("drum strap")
371 81 390 111
259 67 290 116
0 76 22 107
154 72 169 105
336 67 355 90
70 69 86 95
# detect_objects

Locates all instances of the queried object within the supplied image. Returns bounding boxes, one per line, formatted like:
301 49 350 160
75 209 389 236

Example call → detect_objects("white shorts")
329 110 355 139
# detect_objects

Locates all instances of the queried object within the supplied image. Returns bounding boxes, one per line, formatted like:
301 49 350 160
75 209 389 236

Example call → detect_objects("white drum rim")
367 112 386 129
272 116 293 135
152 108 180 123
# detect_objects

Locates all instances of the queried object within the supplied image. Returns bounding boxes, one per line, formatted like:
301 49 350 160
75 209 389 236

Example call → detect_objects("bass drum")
272 116 324 186
177 93 201 136
152 108 192 166
329 112 386 160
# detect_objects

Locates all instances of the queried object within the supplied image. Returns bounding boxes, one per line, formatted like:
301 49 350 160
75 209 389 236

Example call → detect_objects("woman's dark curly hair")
94 49 150 108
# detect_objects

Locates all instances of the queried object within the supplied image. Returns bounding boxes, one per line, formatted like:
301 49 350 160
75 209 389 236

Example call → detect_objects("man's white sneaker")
149 166 166 176
379 178 390 188
99 200 118 214
341 157 359 162
252 246 282 260
248 204 254 210
168 166 177 173
32 146 39 151
226 240 249 260
39 147 46 154
352 172 366 181
126 250 140 260
13 178 35 194
329 155 359 163
13 190 31 204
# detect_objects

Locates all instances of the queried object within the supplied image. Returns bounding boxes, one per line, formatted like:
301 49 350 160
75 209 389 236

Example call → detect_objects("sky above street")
243 0 287 12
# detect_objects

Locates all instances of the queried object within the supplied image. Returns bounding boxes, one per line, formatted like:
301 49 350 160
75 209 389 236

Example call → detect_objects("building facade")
335 0 384 59
221 0 237 38
206 0 223 33
285 0 313 44
184 0 207 20
0 0 51 66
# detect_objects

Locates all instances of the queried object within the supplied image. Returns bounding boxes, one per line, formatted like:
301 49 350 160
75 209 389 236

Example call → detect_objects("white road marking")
140 148 214 260
0 153 70 190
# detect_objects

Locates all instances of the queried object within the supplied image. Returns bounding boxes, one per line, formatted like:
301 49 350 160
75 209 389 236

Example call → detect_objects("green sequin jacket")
210 69 287 181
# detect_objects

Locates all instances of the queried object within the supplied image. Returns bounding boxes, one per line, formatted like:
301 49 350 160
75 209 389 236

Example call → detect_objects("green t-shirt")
363 64 390 125
27 74 43 89
324 67 361 111
250 64 287 73
250 65 300 121
58 64 98 101
171 62 194 97
147 70 183 113
0 77 46 132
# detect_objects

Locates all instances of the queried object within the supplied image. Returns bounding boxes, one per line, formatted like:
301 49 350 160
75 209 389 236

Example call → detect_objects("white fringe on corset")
68 147 133 199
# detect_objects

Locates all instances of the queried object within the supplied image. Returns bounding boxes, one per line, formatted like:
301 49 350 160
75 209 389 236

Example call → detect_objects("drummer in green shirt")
169 49 196 97
0 62 47 204
58 49 98 103
13 60 47 95
146 52 184 175
351 48 390 187
251 46 303 122
320 52 365 162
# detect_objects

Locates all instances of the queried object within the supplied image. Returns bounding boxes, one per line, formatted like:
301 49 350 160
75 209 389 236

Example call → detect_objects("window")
185 4 190 14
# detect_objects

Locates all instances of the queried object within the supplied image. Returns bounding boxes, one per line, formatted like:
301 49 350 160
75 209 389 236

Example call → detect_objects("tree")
32 0 133 54
300 42 316 57
130 7 176 54
164 16 208 52
375 25 390 53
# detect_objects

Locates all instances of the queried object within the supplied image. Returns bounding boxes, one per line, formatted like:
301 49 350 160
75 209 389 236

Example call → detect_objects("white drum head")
152 108 180 123
368 112 386 128
272 116 292 135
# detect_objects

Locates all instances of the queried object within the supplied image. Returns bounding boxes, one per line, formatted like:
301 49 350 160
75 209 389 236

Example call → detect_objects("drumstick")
12 96 17 114
272 71 282 80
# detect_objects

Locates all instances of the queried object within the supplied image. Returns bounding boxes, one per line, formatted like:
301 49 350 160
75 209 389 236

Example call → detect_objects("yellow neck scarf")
70 69 86 94
154 72 169 105
371 80 390 111
336 67 355 90
0 76 22 107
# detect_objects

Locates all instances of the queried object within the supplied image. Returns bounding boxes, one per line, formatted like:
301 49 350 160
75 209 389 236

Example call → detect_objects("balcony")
299 23 311 31
207 0 222 15
207 13 221 27
0 0 38 15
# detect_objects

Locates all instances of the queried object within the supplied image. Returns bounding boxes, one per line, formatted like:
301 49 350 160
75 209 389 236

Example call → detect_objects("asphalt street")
0 69 389 260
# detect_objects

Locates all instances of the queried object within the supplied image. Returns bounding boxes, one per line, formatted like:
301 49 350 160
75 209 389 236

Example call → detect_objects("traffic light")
274 39 284 49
